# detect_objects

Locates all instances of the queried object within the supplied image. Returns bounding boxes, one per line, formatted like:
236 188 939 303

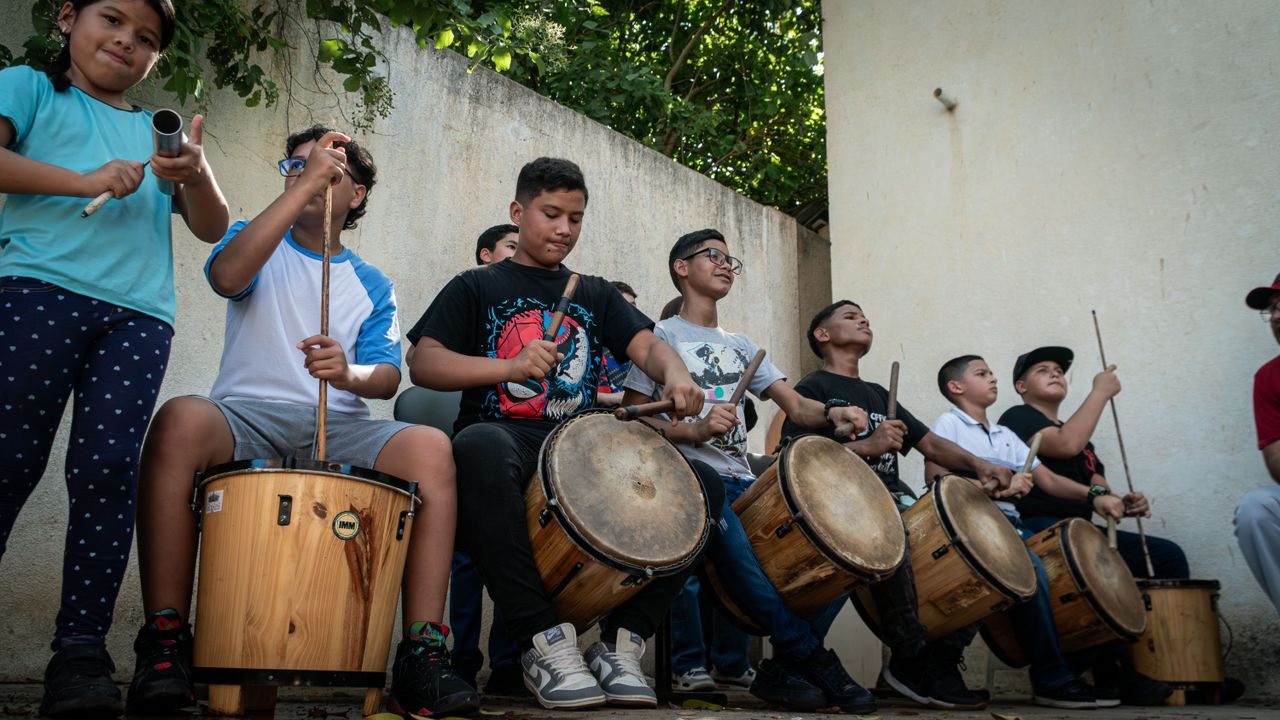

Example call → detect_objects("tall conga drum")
705 435 906 633
982 518 1146 666
1128 579 1224 705
525 411 710 631
852 475 1038 640
192 458 419 716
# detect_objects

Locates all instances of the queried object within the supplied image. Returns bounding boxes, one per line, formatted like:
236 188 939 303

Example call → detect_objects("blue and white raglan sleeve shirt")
206 220 400 417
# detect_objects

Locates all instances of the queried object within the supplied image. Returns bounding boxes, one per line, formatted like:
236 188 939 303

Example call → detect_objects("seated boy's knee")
149 396 223 445
1237 487 1280 529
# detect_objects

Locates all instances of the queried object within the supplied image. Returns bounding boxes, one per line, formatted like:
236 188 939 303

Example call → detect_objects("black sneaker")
748 658 826 711
1119 669 1173 706
922 660 988 710
390 631 481 717
483 663 529 696
40 644 124 718
882 655 930 707
126 613 196 714
798 648 877 714
451 651 483 691
1032 677 1098 709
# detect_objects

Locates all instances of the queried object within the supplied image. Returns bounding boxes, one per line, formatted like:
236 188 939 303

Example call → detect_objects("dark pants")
1021 515 1190 580
452 420 724 648
0 277 172 648
449 551 520 672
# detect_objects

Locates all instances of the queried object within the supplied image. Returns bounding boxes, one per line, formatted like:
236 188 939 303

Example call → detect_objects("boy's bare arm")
625 330 704 420
763 380 867 435
410 336 559 391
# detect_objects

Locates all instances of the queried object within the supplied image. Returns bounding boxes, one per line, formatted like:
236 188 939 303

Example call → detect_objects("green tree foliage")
1 0 824 212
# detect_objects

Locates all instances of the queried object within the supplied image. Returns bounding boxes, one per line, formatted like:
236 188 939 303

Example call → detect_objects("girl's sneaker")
673 666 715 691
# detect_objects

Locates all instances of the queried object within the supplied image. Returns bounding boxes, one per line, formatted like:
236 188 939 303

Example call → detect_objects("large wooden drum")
706 435 906 633
1128 579 1224 705
525 411 710 631
852 475 1038 641
192 458 419 715
982 518 1147 666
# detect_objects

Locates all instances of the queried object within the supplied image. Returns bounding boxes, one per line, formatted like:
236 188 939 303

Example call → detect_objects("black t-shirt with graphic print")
998 403 1106 520
781 370 930 497
408 260 652 434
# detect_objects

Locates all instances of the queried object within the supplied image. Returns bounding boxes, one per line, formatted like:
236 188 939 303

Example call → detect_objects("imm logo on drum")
332 510 362 541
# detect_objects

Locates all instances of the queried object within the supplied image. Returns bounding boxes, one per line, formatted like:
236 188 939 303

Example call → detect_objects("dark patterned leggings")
0 277 171 648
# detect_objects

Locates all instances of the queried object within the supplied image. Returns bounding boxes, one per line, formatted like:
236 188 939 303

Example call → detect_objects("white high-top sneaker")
520 623 606 709
584 628 658 707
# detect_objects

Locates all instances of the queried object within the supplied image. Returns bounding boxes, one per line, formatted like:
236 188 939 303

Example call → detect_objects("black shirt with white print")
408 260 652 434
782 370 929 498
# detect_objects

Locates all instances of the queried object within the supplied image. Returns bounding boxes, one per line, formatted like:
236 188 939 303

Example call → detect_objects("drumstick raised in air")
1093 310 1156 577
615 349 766 421
542 273 581 342
314 183 334 461
886 361 900 420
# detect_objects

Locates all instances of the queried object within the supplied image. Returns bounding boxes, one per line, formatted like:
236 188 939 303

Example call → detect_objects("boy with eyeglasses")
622 229 876 714
1238 272 1280 614
128 126 478 717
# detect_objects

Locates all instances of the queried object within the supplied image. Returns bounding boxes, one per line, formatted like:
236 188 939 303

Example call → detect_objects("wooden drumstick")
542 273 581 342
1093 310 1156 577
615 349 766 421
314 183 333 461
1107 516 1119 550
886 360 900 420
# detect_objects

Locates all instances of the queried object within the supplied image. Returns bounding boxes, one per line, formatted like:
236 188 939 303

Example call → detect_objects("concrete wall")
824 0 1280 698
0 13 823 679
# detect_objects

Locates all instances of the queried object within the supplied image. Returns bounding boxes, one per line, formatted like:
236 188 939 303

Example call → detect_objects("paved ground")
2 685 1278 719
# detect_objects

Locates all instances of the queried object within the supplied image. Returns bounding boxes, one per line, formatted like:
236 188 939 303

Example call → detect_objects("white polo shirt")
929 407 1041 518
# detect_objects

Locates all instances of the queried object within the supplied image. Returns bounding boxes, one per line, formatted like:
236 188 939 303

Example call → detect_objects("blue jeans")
669 575 752 675
1007 515 1077 691
1020 515 1190 580
705 474 839 662
448 552 520 673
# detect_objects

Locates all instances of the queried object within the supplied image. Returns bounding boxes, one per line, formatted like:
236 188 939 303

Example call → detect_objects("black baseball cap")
1245 273 1280 310
1012 346 1074 385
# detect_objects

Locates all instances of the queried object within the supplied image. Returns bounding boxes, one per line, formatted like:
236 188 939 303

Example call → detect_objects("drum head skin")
543 413 707 569
938 476 1037 599
782 435 904 575
1064 519 1147 636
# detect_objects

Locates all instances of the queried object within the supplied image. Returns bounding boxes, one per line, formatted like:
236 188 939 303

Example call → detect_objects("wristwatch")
1088 484 1111 500
823 398 850 426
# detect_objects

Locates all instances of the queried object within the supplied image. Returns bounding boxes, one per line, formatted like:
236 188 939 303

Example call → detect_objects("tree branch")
664 0 730 91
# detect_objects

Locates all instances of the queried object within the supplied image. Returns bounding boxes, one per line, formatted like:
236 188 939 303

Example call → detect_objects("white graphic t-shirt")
623 315 784 478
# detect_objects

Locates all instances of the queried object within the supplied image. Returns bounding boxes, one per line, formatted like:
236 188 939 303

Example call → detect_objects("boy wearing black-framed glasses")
622 228 874 713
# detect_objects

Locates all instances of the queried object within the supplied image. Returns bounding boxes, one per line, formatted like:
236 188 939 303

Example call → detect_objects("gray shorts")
205 397 414 470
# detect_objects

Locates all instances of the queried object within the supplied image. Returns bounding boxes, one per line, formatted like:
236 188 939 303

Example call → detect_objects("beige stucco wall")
824 0 1280 698
0 14 822 679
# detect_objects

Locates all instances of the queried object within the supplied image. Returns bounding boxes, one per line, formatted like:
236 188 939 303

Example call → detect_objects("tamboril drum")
706 435 906 633
852 475 1037 641
525 411 710 631
1128 579 1224 705
983 518 1146 667
192 457 419 715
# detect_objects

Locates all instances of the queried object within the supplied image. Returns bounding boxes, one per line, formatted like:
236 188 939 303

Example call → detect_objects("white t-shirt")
206 220 401 417
929 407 1041 518
623 315 784 478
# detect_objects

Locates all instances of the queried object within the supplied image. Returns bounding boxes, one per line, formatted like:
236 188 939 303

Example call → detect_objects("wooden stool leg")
363 687 383 716
206 685 278 716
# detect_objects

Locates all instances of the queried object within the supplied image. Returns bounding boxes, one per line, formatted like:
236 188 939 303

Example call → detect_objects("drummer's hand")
852 419 905 456
662 377 705 421
297 335 354 388
505 339 562 383
1122 491 1151 518
829 406 869 438
992 470 1031 500
1092 493 1126 521
974 461 1013 495
696 403 739 441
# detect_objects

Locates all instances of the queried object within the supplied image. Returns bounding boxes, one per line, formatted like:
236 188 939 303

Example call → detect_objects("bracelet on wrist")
823 398 850 426
1088 484 1111 501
